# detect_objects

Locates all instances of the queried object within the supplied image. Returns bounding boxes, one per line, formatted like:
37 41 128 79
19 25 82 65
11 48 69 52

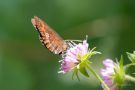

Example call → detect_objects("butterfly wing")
31 16 68 54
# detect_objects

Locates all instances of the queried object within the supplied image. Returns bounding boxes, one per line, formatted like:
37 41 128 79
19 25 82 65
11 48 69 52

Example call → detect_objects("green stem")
86 65 110 90
125 75 135 83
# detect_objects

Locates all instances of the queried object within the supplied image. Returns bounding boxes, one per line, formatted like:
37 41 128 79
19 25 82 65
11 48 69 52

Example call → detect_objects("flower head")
58 38 101 78
101 59 116 90
101 58 125 90
59 40 89 73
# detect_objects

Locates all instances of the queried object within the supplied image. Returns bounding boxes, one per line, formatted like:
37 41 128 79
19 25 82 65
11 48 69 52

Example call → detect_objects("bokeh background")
0 0 135 90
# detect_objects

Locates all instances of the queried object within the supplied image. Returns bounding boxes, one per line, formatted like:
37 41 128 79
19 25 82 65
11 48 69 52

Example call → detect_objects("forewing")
31 16 68 54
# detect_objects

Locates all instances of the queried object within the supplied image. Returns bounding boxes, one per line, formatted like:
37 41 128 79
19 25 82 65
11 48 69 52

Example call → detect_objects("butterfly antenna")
65 40 82 42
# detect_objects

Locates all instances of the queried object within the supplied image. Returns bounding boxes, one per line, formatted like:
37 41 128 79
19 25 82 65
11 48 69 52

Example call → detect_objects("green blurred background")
0 0 135 90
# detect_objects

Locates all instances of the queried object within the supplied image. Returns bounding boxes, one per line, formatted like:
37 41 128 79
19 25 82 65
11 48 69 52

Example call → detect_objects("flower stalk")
86 65 110 90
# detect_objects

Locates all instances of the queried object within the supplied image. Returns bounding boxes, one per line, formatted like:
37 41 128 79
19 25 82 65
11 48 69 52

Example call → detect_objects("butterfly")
31 16 68 55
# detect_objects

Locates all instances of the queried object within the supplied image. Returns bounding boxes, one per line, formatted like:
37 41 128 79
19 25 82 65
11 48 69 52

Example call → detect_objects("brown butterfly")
31 16 68 54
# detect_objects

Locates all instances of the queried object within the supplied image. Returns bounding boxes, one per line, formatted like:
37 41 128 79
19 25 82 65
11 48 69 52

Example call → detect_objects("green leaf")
76 70 80 81
86 47 101 60
127 52 135 63
79 63 89 77
114 56 125 85
72 69 80 81
120 55 124 69
72 69 76 80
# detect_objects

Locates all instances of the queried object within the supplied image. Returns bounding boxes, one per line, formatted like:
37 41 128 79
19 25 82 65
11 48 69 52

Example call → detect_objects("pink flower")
59 40 89 74
100 59 117 90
